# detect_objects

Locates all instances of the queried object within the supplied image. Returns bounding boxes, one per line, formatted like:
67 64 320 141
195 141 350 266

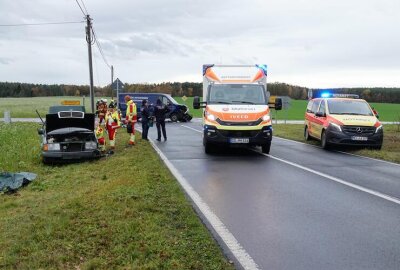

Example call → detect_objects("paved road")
144 121 400 270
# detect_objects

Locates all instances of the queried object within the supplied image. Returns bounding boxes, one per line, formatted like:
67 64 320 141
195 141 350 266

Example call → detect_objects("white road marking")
273 136 400 167
140 125 259 270
180 124 400 206
181 124 203 133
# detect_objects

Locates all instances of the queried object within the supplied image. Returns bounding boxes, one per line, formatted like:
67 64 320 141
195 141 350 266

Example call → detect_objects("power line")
75 0 87 16
79 0 89 15
0 21 84 27
91 26 111 69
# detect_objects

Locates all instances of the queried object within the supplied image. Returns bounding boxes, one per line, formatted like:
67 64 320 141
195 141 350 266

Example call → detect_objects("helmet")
108 102 115 109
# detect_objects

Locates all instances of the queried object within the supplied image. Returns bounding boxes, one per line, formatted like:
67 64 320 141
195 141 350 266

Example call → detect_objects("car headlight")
262 114 270 121
375 123 383 133
206 111 216 121
329 122 342 132
85 141 98 150
44 143 60 151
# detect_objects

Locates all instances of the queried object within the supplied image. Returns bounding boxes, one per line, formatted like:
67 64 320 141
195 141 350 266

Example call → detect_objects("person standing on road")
154 99 170 141
105 101 121 150
140 99 150 140
124 95 137 145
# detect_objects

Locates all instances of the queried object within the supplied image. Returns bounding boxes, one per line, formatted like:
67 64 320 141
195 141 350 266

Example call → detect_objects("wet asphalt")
144 121 400 270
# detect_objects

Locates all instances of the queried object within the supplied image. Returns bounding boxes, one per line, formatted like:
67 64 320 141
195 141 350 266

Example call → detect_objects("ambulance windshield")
327 100 373 116
208 84 267 105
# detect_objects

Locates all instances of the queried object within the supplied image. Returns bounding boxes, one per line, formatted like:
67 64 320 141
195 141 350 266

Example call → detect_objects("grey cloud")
0 58 12 65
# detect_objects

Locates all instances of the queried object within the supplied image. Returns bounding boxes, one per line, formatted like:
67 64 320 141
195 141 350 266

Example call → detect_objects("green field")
0 122 232 269
1 96 399 121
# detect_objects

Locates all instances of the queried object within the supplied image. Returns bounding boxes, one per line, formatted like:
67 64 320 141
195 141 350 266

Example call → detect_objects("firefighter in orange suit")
125 95 137 145
105 101 121 150
95 121 106 153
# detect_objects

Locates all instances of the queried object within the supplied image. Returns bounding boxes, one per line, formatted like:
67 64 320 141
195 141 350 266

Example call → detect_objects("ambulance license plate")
229 138 249 144
351 136 368 141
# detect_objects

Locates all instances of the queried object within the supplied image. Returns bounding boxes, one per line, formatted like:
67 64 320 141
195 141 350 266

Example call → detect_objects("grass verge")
273 124 400 164
0 122 233 269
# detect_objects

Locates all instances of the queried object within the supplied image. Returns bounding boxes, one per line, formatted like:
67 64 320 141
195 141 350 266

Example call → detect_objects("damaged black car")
37 106 100 164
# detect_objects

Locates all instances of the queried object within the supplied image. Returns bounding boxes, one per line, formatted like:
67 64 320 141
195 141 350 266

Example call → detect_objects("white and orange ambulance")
193 65 282 154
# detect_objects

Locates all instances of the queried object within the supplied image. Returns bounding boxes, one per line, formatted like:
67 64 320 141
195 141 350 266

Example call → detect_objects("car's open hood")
45 113 95 133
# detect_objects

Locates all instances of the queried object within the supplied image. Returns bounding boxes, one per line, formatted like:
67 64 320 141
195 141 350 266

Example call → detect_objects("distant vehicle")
118 93 192 122
37 105 99 164
304 93 383 149
193 64 282 154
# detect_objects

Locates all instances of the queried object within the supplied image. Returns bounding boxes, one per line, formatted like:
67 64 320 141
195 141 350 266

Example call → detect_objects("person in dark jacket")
154 99 170 141
140 99 151 140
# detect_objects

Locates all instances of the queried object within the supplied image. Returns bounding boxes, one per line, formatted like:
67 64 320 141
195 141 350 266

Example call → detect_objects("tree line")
0 81 399 103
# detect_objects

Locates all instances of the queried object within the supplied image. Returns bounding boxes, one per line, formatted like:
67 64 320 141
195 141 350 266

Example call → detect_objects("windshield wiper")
214 101 231 104
232 101 255 104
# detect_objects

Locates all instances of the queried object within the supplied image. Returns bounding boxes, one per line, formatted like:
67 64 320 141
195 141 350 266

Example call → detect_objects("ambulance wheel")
204 142 214 154
321 130 330 150
304 126 311 141
262 142 271 154
170 113 178 122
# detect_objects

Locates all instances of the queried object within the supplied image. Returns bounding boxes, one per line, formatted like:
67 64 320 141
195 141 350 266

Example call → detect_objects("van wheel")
304 126 311 141
262 142 271 154
321 130 330 150
373 144 382 150
170 113 178 122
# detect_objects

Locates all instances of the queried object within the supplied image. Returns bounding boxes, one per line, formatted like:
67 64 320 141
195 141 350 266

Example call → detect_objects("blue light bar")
321 92 331 98
256 64 268 76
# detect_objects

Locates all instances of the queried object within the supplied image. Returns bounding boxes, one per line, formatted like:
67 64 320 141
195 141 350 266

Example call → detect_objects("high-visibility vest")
126 100 137 122
105 110 121 128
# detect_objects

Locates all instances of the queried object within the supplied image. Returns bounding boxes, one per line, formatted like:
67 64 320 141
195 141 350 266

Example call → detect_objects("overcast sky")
0 0 399 88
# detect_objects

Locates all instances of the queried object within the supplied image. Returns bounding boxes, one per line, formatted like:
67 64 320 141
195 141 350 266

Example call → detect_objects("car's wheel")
42 157 53 165
262 142 271 154
304 126 311 141
321 130 330 150
170 113 178 122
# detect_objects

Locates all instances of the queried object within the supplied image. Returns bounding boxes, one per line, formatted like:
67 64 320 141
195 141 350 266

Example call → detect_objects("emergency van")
304 93 383 149
193 64 282 154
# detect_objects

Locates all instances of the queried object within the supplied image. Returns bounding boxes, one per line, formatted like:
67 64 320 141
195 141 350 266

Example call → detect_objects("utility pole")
85 14 95 113
111 65 114 85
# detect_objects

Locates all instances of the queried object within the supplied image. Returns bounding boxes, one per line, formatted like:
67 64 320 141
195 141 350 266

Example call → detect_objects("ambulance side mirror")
275 98 283 111
38 128 44 135
194 96 207 109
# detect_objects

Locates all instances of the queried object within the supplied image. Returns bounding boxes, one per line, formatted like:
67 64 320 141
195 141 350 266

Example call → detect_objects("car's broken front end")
39 111 100 163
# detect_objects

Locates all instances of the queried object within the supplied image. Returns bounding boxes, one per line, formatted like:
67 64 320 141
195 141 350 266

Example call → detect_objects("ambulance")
193 64 282 154
304 93 383 150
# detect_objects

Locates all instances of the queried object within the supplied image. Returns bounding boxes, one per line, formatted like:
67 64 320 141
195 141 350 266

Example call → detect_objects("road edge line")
147 136 259 270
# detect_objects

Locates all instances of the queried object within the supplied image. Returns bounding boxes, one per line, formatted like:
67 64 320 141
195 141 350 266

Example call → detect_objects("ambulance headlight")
329 122 342 132
375 123 383 133
262 114 270 121
206 111 216 121
85 141 98 150
45 143 60 151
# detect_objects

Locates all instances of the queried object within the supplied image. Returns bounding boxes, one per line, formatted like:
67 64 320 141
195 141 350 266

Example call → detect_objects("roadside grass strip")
0 122 233 269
